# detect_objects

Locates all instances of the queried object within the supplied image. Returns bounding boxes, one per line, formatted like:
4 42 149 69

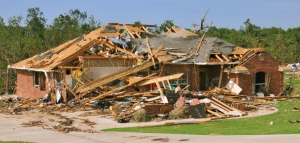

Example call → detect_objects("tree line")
0 7 299 93
203 19 300 64
0 7 100 92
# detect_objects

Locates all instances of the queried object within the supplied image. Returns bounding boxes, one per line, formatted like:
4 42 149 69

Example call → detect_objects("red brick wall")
239 53 283 96
16 70 67 101
159 53 283 96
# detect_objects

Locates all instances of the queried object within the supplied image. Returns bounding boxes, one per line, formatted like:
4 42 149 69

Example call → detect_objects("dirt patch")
81 118 97 127
21 120 48 127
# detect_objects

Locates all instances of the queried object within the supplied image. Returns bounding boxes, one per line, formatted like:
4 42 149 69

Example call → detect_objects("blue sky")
0 0 299 30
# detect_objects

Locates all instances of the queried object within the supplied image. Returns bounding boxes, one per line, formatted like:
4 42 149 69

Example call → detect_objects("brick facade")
160 64 199 90
239 53 283 96
16 70 67 101
160 53 283 96
16 52 283 99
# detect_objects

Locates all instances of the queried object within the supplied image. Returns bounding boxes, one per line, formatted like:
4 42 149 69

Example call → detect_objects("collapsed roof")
8 23 262 72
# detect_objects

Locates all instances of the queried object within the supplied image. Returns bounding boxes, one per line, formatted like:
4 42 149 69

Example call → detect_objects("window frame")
170 73 188 87
33 72 40 87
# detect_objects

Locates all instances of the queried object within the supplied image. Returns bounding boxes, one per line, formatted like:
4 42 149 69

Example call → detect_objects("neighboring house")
8 23 285 101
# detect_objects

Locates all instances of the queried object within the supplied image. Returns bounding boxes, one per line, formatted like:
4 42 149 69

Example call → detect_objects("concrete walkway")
0 105 300 143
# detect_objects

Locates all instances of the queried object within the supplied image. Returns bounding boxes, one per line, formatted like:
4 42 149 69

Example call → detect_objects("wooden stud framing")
215 54 224 62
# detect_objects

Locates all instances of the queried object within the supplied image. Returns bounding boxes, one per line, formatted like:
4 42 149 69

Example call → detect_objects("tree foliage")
205 19 300 64
0 8 101 92
0 8 300 92
159 20 174 33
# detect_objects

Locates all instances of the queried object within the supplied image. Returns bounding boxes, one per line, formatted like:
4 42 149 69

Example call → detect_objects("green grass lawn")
103 100 300 135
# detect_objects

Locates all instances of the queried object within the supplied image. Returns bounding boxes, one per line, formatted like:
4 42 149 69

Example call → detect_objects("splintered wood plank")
162 81 166 88
115 47 143 59
157 55 174 62
123 24 137 38
155 50 167 57
221 54 230 62
208 99 231 112
134 32 141 38
138 73 184 86
165 27 172 33
61 81 79 99
196 33 205 53
145 38 156 66
141 26 153 34
167 80 172 89
211 97 247 115
90 73 156 101
218 65 224 88
155 82 165 100
233 54 238 59
207 109 223 118
147 44 163 63
239 49 254 61
78 61 155 94
167 52 187 56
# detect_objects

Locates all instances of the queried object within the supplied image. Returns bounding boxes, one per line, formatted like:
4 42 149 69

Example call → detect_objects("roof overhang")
194 62 240 65
223 65 250 74
7 65 51 72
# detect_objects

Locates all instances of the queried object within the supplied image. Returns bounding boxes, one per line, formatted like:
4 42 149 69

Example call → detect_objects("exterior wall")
159 53 283 96
16 52 282 99
16 70 65 100
83 67 130 81
239 53 283 96
236 73 252 95
160 64 233 91
208 65 226 88
161 64 199 91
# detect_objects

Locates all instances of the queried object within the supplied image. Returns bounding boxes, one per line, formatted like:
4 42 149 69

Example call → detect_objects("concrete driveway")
0 105 299 143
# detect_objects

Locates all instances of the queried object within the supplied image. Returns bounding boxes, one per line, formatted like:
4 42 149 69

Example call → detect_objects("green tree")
159 20 174 33
134 21 141 26
46 9 100 47
24 7 47 55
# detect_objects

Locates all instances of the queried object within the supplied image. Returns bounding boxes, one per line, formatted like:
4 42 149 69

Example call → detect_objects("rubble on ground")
1 21 297 133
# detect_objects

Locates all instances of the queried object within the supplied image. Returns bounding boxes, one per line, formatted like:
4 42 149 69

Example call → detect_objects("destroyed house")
8 23 284 102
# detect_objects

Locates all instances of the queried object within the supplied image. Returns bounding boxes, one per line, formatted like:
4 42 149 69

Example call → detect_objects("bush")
169 106 188 120
133 108 151 122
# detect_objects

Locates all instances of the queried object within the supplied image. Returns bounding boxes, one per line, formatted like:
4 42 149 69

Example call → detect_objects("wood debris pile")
3 22 288 126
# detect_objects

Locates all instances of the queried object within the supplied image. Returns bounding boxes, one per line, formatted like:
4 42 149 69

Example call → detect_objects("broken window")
33 72 46 91
34 72 40 86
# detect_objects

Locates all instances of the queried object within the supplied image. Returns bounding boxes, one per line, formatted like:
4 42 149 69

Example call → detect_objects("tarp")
107 37 128 48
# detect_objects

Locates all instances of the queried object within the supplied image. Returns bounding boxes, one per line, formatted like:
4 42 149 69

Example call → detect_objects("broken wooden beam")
77 61 155 95
207 109 223 118
195 33 205 53
218 65 224 88
90 73 157 101
62 81 79 100
215 54 224 62
211 97 247 115
145 37 156 66
138 73 184 86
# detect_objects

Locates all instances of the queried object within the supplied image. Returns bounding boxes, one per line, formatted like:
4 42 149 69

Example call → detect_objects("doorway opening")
255 72 266 93
199 72 207 91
